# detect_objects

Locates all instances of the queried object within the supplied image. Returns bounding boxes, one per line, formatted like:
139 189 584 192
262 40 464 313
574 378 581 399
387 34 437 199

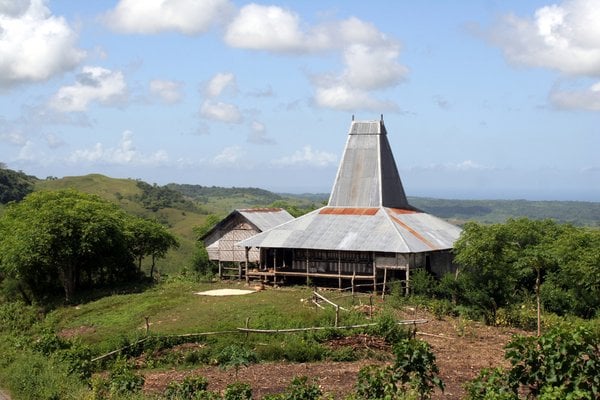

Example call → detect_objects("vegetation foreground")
1 167 599 399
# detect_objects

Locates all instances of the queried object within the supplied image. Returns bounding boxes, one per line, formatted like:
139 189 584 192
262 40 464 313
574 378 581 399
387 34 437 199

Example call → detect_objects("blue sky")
1 0 599 201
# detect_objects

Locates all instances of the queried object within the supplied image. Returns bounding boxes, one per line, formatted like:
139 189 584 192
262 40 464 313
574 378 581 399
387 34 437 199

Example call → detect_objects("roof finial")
380 114 384 122
352 114 354 121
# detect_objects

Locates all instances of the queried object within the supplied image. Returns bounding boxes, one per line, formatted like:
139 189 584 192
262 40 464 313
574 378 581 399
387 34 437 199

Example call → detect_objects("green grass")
48 282 365 353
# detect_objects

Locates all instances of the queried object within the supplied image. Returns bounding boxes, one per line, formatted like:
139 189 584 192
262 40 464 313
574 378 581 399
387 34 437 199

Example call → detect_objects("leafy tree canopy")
0 165 37 204
0 189 178 303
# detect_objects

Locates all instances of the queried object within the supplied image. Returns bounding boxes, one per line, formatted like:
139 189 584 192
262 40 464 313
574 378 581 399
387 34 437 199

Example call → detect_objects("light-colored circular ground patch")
195 289 256 296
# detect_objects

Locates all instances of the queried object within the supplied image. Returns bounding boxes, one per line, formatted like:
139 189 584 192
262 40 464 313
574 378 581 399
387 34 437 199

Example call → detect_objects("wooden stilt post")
382 267 387 300
306 253 310 286
338 251 342 289
372 253 377 295
245 247 250 284
218 261 222 280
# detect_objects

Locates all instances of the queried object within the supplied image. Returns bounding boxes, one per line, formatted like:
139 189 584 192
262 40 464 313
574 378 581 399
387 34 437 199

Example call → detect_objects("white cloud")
314 85 398 111
224 6 407 110
248 120 275 144
150 79 182 104
489 0 600 76
200 100 243 123
341 44 408 90
273 146 337 167
224 4 309 52
212 146 244 165
550 80 600 110
103 0 233 35
68 130 168 166
0 0 85 88
49 66 127 112
205 72 236 97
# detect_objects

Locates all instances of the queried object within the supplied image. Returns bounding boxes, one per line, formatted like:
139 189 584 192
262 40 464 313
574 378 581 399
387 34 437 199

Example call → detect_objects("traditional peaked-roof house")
201 208 294 279
238 118 462 292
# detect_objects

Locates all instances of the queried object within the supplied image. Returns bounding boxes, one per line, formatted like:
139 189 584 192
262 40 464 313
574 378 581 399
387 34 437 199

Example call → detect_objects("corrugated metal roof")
328 120 410 209
238 208 294 231
236 119 462 255
238 206 461 253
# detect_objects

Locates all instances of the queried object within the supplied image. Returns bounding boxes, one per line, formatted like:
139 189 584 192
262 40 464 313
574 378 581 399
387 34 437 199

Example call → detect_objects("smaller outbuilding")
201 208 294 279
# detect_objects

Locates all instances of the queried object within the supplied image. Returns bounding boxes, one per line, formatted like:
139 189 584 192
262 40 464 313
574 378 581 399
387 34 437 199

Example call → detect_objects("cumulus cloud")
314 85 398 111
205 72 236 97
45 133 65 149
150 79 183 104
487 0 600 111
103 0 233 35
49 66 127 112
273 146 337 167
224 6 407 111
248 120 275 144
550 81 600 110
212 146 244 165
489 0 600 75
68 130 168 165
0 0 85 88
200 100 243 123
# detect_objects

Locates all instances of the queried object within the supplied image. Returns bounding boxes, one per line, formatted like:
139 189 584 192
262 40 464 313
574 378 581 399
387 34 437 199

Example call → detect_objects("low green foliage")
355 338 443 400
465 326 600 399
223 382 252 400
164 376 209 399
263 376 323 400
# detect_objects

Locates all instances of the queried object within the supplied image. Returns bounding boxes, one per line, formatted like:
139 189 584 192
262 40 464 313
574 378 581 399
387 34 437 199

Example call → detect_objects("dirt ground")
143 307 526 399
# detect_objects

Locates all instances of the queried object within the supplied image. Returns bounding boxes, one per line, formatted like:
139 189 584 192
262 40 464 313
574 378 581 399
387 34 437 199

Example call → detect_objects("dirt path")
142 309 526 399
0 389 11 400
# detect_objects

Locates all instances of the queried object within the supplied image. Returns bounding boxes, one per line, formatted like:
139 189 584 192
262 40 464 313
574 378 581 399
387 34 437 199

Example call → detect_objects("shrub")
465 326 600 399
282 339 326 363
164 375 209 399
409 269 438 297
224 382 252 400
108 357 145 396
355 338 443 400
369 313 411 344
217 345 258 378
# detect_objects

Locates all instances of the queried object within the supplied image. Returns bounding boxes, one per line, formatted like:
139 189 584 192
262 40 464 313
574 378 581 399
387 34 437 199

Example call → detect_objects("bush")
265 376 322 400
369 313 411 344
224 382 252 400
355 338 443 400
164 375 209 399
108 357 145 396
410 269 438 297
465 326 600 399
282 339 326 363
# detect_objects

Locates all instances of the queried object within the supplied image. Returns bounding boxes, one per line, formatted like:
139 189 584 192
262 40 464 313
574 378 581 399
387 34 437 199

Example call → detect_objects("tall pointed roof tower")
239 118 461 253
328 118 411 209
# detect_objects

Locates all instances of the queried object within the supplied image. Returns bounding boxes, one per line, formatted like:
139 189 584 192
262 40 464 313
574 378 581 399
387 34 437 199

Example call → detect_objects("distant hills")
1 169 598 227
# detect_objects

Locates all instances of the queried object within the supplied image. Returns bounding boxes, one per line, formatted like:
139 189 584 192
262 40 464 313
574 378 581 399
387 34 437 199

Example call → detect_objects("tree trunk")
58 263 77 304
150 254 156 279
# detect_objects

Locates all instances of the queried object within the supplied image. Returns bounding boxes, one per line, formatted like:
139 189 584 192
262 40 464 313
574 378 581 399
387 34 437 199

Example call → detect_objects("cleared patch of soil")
142 307 526 399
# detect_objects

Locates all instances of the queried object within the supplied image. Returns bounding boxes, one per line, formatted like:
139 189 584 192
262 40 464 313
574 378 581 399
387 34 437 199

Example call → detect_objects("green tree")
0 166 37 204
453 219 565 322
0 190 143 303
125 217 179 279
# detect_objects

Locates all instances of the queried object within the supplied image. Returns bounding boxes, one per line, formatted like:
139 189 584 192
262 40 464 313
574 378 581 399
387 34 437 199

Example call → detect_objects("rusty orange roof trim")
319 207 379 216
387 211 436 250
239 208 285 213
389 208 419 215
